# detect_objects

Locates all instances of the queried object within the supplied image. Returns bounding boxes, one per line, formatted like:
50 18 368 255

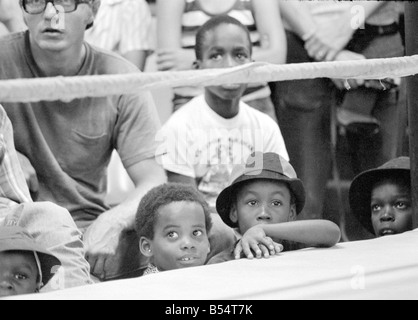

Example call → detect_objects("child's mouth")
379 228 396 236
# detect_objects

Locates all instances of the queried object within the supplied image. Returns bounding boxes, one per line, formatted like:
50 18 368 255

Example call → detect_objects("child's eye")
210 54 222 61
395 202 409 210
193 230 204 237
167 232 179 239
14 274 28 281
247 200 258 207
371 204 382 212
236 53 248 60
271 201 282 207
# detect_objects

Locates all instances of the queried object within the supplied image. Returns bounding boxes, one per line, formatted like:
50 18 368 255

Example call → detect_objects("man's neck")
29 37 86 77
205 91 240 119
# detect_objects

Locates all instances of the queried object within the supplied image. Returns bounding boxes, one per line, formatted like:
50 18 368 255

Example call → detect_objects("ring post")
405 2 418 229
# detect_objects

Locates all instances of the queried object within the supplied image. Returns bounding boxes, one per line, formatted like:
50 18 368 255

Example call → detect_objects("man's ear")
229 204 239 225
139 237 154 258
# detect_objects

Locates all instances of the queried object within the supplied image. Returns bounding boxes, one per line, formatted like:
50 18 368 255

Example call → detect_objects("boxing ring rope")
0 55 418 103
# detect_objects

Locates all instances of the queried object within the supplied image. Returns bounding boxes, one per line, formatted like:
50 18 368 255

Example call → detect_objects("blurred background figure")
85 0 154 72
156 0 287 121
273 1 405 239
0 0 26 35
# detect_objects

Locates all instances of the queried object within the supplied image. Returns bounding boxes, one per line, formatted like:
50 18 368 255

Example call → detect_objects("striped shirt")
85 0 153 56
0 104 32 211
181 0 260 49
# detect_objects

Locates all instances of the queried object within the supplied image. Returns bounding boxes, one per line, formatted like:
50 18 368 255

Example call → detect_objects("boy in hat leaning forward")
0 226 61 298
209 152 341 264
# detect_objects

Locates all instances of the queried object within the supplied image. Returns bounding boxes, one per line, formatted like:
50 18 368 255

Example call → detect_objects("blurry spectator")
0 0 26 34
272 1 404 220
85 0 153 71
156 0 286 121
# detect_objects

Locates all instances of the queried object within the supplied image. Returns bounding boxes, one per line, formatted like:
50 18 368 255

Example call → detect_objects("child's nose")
224 55 238 68
0 279 14 294
181 237 196 250
380 207 395 222
257 207 272 221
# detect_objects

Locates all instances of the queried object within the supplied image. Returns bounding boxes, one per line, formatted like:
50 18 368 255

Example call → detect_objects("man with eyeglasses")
0 0 167 282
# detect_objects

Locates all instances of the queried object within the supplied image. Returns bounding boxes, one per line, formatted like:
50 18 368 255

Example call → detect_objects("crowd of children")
0 1 415 298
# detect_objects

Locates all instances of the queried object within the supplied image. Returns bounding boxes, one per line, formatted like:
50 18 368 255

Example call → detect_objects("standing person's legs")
271 31 333 220
346 33 404 173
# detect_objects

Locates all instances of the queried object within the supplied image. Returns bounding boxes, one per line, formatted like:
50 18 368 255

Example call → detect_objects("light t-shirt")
158 95 289 208
0 32 161 229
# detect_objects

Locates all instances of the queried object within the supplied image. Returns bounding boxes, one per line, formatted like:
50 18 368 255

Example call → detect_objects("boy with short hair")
0 226 61 297
209 152 341 264
158 15 289 211
135 183 212 275
349 157 413 238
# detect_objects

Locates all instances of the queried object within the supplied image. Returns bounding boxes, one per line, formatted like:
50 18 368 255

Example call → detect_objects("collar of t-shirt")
198 95 248 129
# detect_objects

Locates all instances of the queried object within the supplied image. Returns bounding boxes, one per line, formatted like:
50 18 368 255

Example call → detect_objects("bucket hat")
216 152 306 228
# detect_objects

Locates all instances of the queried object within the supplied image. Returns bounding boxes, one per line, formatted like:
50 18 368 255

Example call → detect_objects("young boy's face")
198 23 251 101
231 180 297 235
371 180 413 237
0 251 40 297
146 202 210 271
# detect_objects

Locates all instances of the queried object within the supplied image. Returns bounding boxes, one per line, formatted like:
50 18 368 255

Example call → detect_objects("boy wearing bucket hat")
209 152 341 263
349 157 413 238
0 226 61 297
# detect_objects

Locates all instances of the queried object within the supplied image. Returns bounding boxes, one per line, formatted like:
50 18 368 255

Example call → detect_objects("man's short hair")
195 15 253 61
135 183 213 240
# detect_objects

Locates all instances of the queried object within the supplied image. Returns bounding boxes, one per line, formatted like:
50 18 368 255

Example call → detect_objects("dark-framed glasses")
22 0 92 14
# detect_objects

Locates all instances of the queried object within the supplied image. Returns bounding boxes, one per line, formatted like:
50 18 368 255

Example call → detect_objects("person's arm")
236 220 341 259
119 0 153 71
84 158 167 279
167 170 197 187
0 0 26 33
251 0 287 64
156 0 195 71
123 51 148 72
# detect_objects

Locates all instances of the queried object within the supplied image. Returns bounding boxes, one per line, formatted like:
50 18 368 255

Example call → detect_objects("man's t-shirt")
0 32 161 229
158 95 289 209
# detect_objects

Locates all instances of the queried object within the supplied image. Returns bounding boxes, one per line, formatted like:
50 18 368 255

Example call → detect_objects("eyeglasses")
22 0 92 15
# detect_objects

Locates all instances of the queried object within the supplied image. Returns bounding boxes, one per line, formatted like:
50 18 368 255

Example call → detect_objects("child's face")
231 180 297 235
198 23 251 101
371 180 413 237
0 251 40 297
146 202 210 271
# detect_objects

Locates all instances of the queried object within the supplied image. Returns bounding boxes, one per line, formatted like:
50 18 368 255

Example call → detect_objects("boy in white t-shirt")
157 15 288 258
158 15 288 211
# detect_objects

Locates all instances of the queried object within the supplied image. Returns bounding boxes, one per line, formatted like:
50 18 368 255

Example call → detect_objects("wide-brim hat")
0 226 61 286
349 157 411 235
217 152 306 228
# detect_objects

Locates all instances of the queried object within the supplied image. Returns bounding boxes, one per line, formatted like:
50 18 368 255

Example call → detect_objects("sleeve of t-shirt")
263 116 290 161
120 0 153 55
114 91 161 169
156 117 196 179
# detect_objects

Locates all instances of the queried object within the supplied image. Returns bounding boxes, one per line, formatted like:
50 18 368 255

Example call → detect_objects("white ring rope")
0 55 417 103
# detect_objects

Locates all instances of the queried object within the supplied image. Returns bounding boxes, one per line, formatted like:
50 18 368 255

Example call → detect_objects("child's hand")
234 226 283 260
